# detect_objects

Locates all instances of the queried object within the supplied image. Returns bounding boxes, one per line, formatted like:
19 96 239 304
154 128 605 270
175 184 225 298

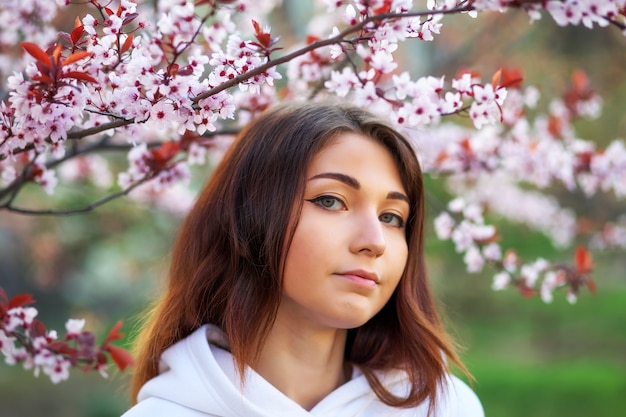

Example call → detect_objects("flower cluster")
470 0 626 34
434 198 596 303
589 216 626 251
0 287 133 383
0 0 623 213
412 69 624 253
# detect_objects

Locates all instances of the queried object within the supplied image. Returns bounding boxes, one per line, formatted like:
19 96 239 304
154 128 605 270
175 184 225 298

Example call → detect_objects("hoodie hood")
125 325 483 417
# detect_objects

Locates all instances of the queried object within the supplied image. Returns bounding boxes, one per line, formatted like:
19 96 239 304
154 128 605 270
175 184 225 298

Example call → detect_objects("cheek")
282 216 323 285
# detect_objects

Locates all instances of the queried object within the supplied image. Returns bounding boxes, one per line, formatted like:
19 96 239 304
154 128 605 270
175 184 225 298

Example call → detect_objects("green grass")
446 281 626 417
472 360 626 417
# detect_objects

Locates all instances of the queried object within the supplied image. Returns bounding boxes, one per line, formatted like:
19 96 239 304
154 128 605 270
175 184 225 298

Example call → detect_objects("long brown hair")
130 102 467 410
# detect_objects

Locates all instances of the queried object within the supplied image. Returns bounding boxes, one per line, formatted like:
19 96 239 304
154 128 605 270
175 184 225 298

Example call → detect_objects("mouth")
336 269 379 288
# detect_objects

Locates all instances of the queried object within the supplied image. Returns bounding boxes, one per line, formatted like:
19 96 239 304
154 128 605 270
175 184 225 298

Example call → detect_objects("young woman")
123 102 484 417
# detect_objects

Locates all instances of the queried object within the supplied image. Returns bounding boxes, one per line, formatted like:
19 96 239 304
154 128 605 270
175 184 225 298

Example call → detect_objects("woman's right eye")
306 195 346 211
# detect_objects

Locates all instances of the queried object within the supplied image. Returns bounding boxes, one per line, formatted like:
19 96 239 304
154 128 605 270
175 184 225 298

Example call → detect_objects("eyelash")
306 195 345 211
306 195 406 228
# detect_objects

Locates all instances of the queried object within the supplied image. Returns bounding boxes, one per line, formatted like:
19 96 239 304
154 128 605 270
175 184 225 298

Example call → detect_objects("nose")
350 210 386 257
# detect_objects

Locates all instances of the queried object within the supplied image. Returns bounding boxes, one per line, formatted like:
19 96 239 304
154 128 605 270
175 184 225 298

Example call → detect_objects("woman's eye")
379 212 405 228
307 195 345 210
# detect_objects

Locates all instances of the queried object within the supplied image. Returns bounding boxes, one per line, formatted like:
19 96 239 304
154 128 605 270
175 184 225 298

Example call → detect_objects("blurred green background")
1 4 625 417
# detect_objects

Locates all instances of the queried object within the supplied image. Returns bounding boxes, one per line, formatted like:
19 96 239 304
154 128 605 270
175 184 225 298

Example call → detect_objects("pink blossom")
65 319 85 336
323 0 343 12
42 356 71 383
103 14 123 36
1 165 17 184
503 251 519 273
352 81 381 107
463 245 485 272
149 101 177 131
448 197 466 213
566 290 578 304
368 50 398 74
492 271 511 291
540 271 565 303
344 4 358 26
451 221 476 252
434 212 456 239
5 307 38 331
470 101 502 129
482 243 502 261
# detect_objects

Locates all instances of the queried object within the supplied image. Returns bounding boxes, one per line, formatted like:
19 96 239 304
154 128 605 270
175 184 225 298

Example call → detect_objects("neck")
253 308 350 410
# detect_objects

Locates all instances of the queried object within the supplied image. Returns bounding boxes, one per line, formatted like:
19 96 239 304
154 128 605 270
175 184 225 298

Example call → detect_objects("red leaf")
30 319 47 338
150 141 180 167
517 284 535 298
575 245 594 274
168 63 180 76
104 320 125 343
63 51 92 66
106 344 135 371
306 35 320 45
586 277 597 294
252 19 261 35
48 340 78 355
176 65 194 76
491 69 502 89
20 42 52 68
251 19 271 48
96 351 108 366
48 341 79 356
51 43 63 66
572 69 589 93
373 0 392 14
122 13 138 25
0 287 8 316
8 293 36 309
62 71 98 83
498 67 524 89
71 24 86 45
121 34 134 54
104 7 114 16
257 33 271 49
547 114 563 138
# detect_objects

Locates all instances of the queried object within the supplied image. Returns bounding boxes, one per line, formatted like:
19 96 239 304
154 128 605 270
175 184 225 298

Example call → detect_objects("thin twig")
2 175 154 216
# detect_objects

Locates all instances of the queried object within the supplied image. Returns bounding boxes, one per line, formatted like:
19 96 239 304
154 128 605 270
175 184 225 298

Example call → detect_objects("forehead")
307 132 405 188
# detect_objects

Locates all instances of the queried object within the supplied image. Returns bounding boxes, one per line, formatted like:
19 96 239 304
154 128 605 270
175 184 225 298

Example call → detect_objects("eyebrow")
308 172 410 204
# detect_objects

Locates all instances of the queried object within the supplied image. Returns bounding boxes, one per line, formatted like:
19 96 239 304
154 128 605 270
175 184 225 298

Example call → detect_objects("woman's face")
280 132 410 330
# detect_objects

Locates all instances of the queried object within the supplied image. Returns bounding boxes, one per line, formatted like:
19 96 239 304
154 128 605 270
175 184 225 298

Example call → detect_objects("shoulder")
441 375 484 417
121 397 218 417
358 371 483 417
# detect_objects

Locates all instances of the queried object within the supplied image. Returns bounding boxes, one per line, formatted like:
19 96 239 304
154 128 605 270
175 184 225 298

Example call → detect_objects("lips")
336 269 379 287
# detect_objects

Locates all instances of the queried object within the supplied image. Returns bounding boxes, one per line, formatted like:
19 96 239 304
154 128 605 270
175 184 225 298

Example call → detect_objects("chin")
328 312 377 330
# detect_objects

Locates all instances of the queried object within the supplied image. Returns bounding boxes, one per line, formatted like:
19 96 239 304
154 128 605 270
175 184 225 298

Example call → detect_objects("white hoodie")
122 325 484 417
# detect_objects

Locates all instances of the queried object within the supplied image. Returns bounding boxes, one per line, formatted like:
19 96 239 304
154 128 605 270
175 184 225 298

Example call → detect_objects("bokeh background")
1 3 625 416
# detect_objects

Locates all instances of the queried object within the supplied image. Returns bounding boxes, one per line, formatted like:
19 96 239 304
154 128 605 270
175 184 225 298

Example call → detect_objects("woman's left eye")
307 195 346 211
379 213 405 228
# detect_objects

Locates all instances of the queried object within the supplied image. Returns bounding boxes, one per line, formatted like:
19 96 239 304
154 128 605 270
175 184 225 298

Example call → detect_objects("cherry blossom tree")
1 0 625 382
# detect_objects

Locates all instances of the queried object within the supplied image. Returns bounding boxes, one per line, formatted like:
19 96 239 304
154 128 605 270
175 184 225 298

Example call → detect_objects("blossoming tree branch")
1 0 625 383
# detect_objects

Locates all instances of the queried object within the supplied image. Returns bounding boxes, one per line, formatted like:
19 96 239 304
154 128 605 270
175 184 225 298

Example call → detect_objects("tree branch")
1 175 154 216
192 5 473 104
